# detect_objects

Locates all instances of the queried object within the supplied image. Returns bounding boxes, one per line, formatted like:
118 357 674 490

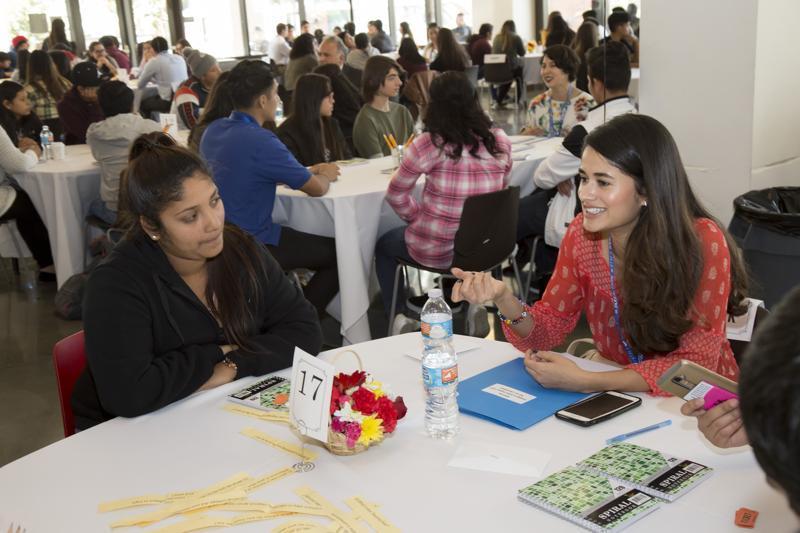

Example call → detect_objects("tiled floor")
0 91 556 467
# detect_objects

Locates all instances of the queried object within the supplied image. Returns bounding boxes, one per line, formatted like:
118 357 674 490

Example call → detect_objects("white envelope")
448 441 551 478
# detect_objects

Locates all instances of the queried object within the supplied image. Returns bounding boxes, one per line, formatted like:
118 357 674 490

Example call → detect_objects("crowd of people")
0 7 797 521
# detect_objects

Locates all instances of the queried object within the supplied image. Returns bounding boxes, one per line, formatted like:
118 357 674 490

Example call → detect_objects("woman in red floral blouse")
452 114 749 395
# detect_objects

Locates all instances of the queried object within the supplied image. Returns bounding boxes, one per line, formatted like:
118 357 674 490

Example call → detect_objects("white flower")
334 401 364 423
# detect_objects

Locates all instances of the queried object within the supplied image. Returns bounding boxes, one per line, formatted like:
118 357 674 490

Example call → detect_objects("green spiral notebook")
228 376 291 412
518 466 661 532
577 443 713 502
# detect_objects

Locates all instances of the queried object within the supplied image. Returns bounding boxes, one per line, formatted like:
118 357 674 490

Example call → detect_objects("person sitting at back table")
453 114 749 396
345 33 373 72
544 14 576 47
314 63 362 154
136 41 155 71
368 19 394 53
491 20 526 106
171 50 221 130
0 82 55 282
277 73 351 166
24 50 72 139
285 33 318 93
0 53 11 79
397 37 428 78
681 285 800 518
376 71 512 325
603 11 639 67
187 71 232 153
99 36 130 71
137 36 188 120
86 81 161 225
200 60 340 316
399 22 413 41
423 23 439 63
430 28 471 73
269 23 292 78
317 34 363 100
352 56 414 158
41 18 75 52
9 35 29 70
467 24 493 78
521 44 594 137
572 20 599 93
87 41 118 80
72 132 322 431
452 13 472 44
57 62 104 145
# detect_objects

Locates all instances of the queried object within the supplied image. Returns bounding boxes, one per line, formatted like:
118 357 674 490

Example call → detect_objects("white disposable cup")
51 142 66 160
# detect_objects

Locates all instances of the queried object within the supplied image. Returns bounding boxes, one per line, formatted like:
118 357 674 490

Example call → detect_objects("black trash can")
729 186 800 309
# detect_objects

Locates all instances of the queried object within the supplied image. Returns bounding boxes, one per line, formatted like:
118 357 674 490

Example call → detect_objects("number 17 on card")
290 347 335 442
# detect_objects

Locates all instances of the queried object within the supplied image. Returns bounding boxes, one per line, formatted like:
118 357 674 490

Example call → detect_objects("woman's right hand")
19 137 41 158
312 163 340 181
451 268 510 305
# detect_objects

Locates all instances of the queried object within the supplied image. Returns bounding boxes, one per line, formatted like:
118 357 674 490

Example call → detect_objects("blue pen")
606 419 672 445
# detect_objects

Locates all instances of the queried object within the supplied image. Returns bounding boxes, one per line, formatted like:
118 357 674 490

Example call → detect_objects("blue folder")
457 357 589 430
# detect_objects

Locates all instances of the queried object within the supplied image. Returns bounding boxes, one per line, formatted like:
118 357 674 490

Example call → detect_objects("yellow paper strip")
244 467 296 493
241 427 317 461
345 497 400 533
270 504 331 517
272 520 330 533
98 494 166 513
224 403 291 422
110 490 248 528
191 472 253 500
231 511 298 525
293 487 367 533
149 515 224 533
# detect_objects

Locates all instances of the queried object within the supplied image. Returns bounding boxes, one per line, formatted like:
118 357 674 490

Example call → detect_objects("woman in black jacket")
313 63 363 154
277 73 351 166
72 132 322 431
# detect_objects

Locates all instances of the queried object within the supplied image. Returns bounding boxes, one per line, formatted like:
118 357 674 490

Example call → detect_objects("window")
350 0 389 39
3 0 70 50
545 0 591 33
439 0 470 31
303 0 351 35
245 0 299 56
182 0 246 57
132 0 170 44
394 0 426 47
79 0 122 46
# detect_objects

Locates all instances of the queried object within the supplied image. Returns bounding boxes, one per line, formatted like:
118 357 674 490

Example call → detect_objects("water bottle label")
421 319 452 339
422 364 458 388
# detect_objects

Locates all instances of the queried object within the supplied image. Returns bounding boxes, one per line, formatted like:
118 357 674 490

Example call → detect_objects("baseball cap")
72 62 103 87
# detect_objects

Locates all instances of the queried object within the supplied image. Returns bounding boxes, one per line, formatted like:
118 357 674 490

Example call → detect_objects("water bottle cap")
428 288 443 299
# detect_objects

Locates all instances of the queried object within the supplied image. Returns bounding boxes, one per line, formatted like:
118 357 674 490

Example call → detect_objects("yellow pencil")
383 134 393 150
388 134 398 149
404 133 415 148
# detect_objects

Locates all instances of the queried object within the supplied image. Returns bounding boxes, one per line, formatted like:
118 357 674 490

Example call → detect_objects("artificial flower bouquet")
327 370 407 455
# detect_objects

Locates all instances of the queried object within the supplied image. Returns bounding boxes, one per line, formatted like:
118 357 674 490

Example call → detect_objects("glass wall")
545 0 591 32
3 0 71 51
303 0 351 34
79 0 122 47
439 0 470 31
350 0 389 38
245 0 299 56
132 0 171 44
182 0 246 57
394 0 426 46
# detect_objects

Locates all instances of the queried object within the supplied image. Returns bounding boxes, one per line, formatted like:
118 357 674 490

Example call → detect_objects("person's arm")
174 86 200 129
532 125 585 189
137 57 157 88
680 398 749 448
0 127 38 174
265 131 337 197
385 137 429 222
224 247 323 377
82 265 226 418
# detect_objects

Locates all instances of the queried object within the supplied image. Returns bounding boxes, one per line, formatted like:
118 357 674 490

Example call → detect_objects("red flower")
334 370 367 392
351 387 378 414
330 386 342 415
393 396 408 420
376 396 398 433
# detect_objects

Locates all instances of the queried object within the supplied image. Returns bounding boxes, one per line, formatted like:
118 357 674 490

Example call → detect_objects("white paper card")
289 347 335 442
159 113 178 132
404 339 479 360
448 441 552 478
482 383 536 404
684 380 714 401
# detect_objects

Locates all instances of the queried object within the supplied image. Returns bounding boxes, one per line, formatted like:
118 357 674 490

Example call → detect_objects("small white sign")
289 347 335 443
159 113 178 133
684 380 714 401
482 383 536 404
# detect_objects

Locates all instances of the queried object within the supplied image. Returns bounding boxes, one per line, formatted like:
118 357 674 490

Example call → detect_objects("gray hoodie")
86 113 161 210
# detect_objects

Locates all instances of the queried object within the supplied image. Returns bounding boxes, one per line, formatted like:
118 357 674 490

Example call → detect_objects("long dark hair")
584 114 749 354
47 18 69 48
188 71 232 152
49 50 71 78
398 37 425 65
290 33 316 60
0 82 28 146
434 28 469 71
126 132 269 352
282 73 346 162
497 20 516 53
27 50 71 101
572 21 599 59
424 71 502 160
16 50 30 85
399 22 413 40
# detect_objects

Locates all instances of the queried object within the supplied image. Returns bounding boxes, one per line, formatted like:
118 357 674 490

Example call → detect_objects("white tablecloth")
272 136 563 344
0 334 793 531
522 52 544 86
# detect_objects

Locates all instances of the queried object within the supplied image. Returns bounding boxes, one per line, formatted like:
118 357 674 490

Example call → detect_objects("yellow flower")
364 378 386 398
357 415 384 446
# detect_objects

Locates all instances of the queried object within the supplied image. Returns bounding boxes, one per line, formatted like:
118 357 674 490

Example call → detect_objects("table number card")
289 348 335 442
159 113 178 133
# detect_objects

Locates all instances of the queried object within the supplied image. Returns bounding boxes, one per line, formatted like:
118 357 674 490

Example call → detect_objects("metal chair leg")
387 263 405 337
523 236 542 301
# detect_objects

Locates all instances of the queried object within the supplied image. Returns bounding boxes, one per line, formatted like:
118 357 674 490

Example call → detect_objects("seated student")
376 71 512 324
137 36 188 120
314 43 364 151
352 56 414 158
491 20 525 106
0 52 11 79
187 71 232 153
453 114 749 395
368 20 394 53
544 14 575 47
171 50 221 130
285 33 318 92
345 33 373 72
317 34 362 87
277 73 351 166
396 37 428 78
72 133 322 431
467 24 493 78
57 62 105 145
87 41 119 80
603 11 639 67
200 60 340 315
24 50 72 139
423 24 439 63
49 50 72 79
0 82 55 281
682 286 800 517
86 81 161 225
522 45 594 137
429 28 470 73
99 36 131 71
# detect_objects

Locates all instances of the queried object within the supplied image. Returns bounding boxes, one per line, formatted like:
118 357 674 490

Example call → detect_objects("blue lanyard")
547 85 573 137
608 236 644 365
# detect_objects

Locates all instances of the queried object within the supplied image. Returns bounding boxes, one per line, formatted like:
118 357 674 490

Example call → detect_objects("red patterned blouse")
502 213 739 395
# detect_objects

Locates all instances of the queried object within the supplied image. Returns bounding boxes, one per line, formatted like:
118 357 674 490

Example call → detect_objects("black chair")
388 186 522 336
483 54 524 109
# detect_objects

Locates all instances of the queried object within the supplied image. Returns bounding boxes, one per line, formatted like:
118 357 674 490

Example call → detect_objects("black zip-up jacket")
71 231 322 430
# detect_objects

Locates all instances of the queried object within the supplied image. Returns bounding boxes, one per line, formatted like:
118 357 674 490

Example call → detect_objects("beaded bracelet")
496 301 529 326
222 356 238 373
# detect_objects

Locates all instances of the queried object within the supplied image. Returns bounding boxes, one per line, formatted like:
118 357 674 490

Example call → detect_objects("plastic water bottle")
40 125 53 160
421 288 459 439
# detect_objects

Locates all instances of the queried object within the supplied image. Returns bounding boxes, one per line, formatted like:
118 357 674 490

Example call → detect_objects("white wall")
470 0 534 43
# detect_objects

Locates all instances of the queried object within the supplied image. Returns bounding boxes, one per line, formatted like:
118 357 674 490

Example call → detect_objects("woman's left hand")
524 350 591 391
520 126 546 137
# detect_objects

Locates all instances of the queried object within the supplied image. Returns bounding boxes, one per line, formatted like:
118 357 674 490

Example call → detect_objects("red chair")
52 331 87 437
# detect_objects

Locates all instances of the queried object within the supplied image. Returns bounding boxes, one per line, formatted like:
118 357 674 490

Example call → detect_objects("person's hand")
520 126 546 137
524 350 591 391
220 344 238 355
450 268 509 305
19 137 41 158
312 163 340 181
556 179 574 197
681 398 749 448
200 359 238 390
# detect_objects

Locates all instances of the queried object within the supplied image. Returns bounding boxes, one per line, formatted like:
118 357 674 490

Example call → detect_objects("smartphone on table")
657 360 738 410
555 391 641 427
